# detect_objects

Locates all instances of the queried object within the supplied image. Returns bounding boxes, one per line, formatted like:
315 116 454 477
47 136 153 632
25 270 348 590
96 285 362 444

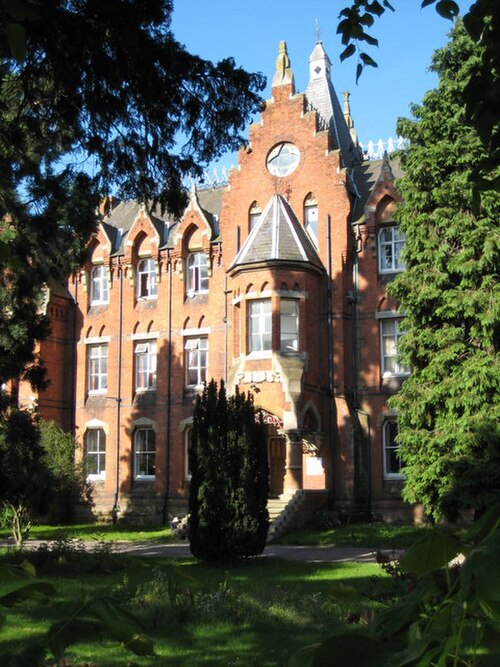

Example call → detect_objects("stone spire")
272 41 295 89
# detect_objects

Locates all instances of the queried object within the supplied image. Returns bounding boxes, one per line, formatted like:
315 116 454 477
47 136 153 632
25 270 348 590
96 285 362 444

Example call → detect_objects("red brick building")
30 41 412 521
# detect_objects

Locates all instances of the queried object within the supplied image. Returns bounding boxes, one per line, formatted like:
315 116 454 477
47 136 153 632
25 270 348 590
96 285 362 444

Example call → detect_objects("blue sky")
171 0 472 172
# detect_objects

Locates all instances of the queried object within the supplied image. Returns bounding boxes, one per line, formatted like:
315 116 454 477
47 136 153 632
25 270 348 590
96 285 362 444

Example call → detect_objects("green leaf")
359 13 375 27
91 597 155 656
0 582 55 608
367 2 385 17
435 0 459 20
360 34 379 47
461 540 500 602
399 529 460 576
4 0 28 21
421 0 437 7
375 579 435 638
47 619 102 662
288 644 320 667
483 623 500 653
5 22 27 62
340 44 356 62
310 633 390 667
463 503 500 545
0 561 36 583
340 44 356 61
356 63 363 83
360 52 378 67
383 1 395 10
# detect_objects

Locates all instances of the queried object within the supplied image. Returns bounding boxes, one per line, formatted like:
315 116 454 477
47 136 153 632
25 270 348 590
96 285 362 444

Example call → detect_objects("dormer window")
378 226 405 273
90 265 109 305
187 252 208 295
137 258 157 299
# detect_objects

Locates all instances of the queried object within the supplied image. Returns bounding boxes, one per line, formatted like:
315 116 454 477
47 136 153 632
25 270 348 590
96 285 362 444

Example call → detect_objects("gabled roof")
351 156 403 224
229 194 323 273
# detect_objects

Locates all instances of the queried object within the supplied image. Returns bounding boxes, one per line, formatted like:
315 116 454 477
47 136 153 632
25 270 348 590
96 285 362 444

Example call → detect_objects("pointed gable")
229 194 323 273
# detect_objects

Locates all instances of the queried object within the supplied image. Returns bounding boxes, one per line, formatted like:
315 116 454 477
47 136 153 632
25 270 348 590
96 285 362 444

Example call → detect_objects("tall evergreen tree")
189 380 269 561
389 21 500 521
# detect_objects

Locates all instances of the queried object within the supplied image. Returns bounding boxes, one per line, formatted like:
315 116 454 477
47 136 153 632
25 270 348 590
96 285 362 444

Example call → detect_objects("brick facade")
33 41 414 522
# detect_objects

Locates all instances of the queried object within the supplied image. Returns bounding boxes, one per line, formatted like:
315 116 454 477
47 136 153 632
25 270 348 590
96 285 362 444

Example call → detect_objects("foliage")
0 558 154 665
388 22 500 521
335 1 499 174
0 552 393 665
0 0 265 398
0 520 175 541
0 501 32 547
189 380 269 561
289 503 500 666
0 416 84 521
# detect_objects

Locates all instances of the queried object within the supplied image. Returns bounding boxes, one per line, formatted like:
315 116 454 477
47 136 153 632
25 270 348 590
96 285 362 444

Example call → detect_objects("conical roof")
229 194 323 273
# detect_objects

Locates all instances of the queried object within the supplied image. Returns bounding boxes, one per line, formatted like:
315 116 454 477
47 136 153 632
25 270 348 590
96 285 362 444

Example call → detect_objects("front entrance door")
268 436 286 497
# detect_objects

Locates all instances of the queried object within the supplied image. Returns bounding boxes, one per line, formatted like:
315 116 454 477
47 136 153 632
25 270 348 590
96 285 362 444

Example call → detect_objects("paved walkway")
0 539 402 563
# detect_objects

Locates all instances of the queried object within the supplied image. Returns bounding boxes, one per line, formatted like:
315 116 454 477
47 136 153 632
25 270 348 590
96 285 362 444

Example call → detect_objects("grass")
0 546 400 666
275 522 431 549
0 522 174 542
0 521 427 549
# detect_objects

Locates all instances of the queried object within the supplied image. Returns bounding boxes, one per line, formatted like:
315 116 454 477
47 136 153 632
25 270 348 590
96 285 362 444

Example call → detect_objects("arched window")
186 252 208 294
90 265 109 305
85 429 106 479
137 258 157 299
133 428 156 479
304 193 318 247
249 202 261 231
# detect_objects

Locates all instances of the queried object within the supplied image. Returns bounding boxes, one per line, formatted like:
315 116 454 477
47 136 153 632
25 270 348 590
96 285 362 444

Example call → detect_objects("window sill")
87 390 107 396
87 475 106 482
135 387 157 394
246 351 272 360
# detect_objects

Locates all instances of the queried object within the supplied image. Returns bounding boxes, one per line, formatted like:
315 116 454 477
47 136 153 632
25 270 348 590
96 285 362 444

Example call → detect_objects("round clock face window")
266 142 300 177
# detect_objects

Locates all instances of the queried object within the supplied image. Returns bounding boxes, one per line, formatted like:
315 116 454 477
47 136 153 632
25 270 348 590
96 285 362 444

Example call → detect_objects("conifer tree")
189 380 269 561
389 21 500 521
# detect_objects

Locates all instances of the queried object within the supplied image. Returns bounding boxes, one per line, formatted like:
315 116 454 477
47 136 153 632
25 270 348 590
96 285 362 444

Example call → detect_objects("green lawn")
0 521 427 549
0 548 400 666
0 522 174 542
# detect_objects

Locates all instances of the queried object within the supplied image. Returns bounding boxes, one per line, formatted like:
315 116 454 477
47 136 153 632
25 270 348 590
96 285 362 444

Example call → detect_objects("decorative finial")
272 41 295 89
315 19 321 43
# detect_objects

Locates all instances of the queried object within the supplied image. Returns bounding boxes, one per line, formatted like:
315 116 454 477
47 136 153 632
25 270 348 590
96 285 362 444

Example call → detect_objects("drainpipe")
70 275 78 434
326 214 335 506
111 260 123 525
223 274 228 384
162 251 173 525
352 226 372 519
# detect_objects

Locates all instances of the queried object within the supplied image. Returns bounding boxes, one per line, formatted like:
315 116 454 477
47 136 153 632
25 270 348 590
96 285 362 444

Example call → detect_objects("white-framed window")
90 265 109 305
380 318 409 377
186 252 208 294
383 420 403 479
137 258 157 299
304 194 318 247
134 428 156 479
135 341 157 391
88 344 108 393
280 299 299 352
85 429 106 479
248 299 272 353
185 337 208 387
378 226 406 273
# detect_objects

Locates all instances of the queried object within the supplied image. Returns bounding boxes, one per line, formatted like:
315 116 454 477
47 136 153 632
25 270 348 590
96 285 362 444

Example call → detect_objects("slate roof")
351 156 402 224
229 194 323 273
98 187 224 254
